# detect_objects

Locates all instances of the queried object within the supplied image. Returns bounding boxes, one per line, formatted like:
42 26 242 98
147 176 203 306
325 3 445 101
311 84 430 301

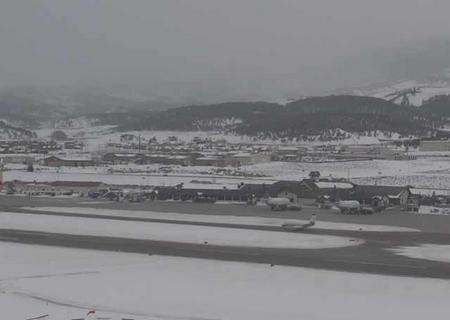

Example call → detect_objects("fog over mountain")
1 0 450 104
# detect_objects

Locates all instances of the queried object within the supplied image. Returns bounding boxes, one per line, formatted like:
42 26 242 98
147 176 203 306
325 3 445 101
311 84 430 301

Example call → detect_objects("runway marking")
326 258 427 270
0 271 101 282
9 289 220 320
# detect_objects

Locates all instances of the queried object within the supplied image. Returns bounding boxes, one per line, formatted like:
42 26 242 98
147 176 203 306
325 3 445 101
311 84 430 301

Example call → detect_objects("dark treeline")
93 95 443 140
422 94 450 118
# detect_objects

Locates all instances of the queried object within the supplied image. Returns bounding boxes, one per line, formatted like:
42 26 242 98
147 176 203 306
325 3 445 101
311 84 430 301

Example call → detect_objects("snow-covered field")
246 157 450 189
5 155 450 189
0 212 361 249
3 170 276 188
25 207 420 233
35 124 117 153
390 244 450 263
35 119 407 150
1 242 450 320
36 126 260 149
353 175 450 189
243 157 450 183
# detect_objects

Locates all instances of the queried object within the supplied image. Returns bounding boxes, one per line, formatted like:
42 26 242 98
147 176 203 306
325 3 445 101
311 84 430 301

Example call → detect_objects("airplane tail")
310 213 316 225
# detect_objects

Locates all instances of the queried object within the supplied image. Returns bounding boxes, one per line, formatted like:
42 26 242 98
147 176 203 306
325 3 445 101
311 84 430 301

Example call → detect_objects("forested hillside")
421 95 450 118
98 96 441 140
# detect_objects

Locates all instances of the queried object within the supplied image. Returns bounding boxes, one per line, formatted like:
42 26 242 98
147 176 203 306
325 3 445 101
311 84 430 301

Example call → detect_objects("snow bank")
0 243 159 320
25 207 421 232
0 212 361 249
418 206 450 215
1 243 450 320
390 244 450 263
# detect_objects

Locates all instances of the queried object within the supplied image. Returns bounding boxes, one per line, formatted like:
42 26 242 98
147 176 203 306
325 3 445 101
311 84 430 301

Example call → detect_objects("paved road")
0 195 450 279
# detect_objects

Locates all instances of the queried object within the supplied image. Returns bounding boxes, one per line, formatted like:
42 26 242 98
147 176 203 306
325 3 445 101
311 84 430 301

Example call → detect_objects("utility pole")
138 135 141 152
0 161 4 187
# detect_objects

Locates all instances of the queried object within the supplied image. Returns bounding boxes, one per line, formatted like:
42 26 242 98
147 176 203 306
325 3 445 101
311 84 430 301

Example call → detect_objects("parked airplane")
281 214 316 231
25 315 49 320
266 197 302 211
334 200 375 215
335 200 361 214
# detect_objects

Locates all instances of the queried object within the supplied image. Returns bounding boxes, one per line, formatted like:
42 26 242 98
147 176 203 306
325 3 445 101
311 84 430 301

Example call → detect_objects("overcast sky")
1 0 450 103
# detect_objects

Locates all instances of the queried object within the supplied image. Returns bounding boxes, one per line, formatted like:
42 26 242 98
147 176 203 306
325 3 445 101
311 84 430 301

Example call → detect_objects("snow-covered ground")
243 157 450 188
353 175 450 189
354 79 450 106
35 119 405 150
5 155 450 189
35 126 261 149
0 243 164 320
390 244 450 263
3 170 276 188
418 206 450 215
14 119 450 190
243 157 450 181
25 207 420 233
1 242 450 320
35 124 117 152
0 212 361 249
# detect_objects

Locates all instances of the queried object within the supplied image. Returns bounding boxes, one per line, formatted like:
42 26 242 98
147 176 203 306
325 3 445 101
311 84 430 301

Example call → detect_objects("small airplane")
25 315 49 320
281 213 316 231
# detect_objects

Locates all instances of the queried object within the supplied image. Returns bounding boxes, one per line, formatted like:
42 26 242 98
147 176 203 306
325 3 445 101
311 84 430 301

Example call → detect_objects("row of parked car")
88 189 223 204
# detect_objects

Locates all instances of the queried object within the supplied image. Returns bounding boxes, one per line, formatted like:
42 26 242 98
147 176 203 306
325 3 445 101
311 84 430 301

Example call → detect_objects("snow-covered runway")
0 211 362 249
23 206 420 232
1 243 450 320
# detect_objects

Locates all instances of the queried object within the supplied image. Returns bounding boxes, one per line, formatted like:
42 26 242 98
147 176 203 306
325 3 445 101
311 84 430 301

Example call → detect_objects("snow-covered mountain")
0 85 175 125
352 69 450 107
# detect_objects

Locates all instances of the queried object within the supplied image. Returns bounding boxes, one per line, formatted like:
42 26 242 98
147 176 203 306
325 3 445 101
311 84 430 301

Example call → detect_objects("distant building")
42 156 95 167
140 154 192 166
102 153 142 164
8 180 105 196
231 152 269 166
405 197 420 212
351 185 410 208
269 181 304 203
193 156 239 167
298 179 355 200
271 146 308 162
64 140 84 150
339 144 411 160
